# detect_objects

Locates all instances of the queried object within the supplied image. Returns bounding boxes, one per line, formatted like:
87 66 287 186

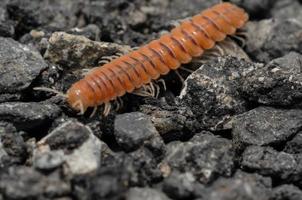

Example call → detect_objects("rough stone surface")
0 166 70 199
284 131 302 154
270 184 302 200
163 132 235 184
44 32 131 69
0 122 27 167
271 0 302 22
200 170 272 200
33 150 65 171
38 121 102 175
114 112 159 152
0 102 61 131
232 107 302 146
245 18 302 62
162 171 198 199
239 52 302 106
179 56 258 131
0 37 47 101
241 146 302 182
126 187 171 200
0 7 14 37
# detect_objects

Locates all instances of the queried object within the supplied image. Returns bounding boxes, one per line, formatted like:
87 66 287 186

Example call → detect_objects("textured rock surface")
0 37 47 101
0 0 302 199
179 56 258 131
232 107 302 146
239 52 302 106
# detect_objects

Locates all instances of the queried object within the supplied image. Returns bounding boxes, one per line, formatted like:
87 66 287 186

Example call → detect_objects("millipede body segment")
66 2 249 114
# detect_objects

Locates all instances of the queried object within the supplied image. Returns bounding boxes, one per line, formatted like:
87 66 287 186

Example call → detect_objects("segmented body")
66 2 249 113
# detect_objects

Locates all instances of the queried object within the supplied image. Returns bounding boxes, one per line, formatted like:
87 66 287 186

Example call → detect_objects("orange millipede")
37 2 249 116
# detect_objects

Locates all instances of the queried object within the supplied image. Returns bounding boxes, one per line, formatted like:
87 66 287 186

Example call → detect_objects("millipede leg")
103 102 112 116
174 70 185 85
89 106 98 118
156 79 167 91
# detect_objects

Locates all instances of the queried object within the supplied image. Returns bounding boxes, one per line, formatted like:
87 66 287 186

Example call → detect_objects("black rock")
239 52 302 106
0 7 14 37
270 184 302 200
0 122 27 167
139 102 198 138
245 18 302 62
0 102 61 131
241 146 302 182
42 121 90 151
201 170 272 200
163 132 235 184
232 107 302 146
114 112 159 152
0 37 47 101
178 56 257 131
126 187 171 200
229 0 275 19
6 0 82 36
284 131 302 154
0 166 70 199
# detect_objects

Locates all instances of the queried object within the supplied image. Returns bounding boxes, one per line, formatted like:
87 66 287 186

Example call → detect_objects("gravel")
1 0 302 199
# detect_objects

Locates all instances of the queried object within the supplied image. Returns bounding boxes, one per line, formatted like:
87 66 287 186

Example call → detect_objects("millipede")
36 2 249 116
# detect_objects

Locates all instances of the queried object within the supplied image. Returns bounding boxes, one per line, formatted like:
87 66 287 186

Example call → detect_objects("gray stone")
0 37 47 100
44 32 130 69
270 184 302 200
179 56 258 131
284 131 302 154
0 102 61 131
271 0 302 22
33 150 65 171
202 170 272 200
38 121 102 175
239 52 302 106
163 132 234 184
114 112 159 152
241 146 302 181
0 166 70 199
245 18 302 62
232 107 302 146
0 7 14 37
162 171 197 199
0 122 27 167
126 187 171 200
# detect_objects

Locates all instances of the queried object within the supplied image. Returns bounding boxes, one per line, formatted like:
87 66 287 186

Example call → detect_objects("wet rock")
270 184 302 200
271 0 302 22
0 7 14 37
114 112 159 152
284 131 302 154
241 146 302 182
162 171 198 199
0 122 27 167
245 18 302 62
239 52 302 106
163 132 235 184
229 0 275 18
7 0 82 35
0 37 47 101
0 102 61 131
44 32 131 69
179 56 257 131
201 170 272 200
0 166 70 199
139 102 198 137
126 187 171 200
38 121 102 175
232 107 302 146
